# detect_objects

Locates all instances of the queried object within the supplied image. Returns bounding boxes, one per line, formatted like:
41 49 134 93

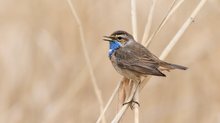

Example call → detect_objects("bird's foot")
123 100 140 110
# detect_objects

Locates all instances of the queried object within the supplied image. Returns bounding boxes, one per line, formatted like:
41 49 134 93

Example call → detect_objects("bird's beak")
103 36 114 42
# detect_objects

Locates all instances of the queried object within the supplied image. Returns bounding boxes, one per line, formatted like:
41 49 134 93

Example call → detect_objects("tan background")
0 0 220 123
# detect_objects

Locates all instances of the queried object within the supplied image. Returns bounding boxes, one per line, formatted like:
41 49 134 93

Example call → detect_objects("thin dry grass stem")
142 0 207 89
160 0 207 60
111 105 129 123
44 48 106 122
66 0 106 123
131 0 138 40
111 81 139 122
133 87 139 123
139 76 150 90
118 78 131 106
96 81 121 123
112 0 207 121
141 0 157 44
144 0 184 47
131 0 140 122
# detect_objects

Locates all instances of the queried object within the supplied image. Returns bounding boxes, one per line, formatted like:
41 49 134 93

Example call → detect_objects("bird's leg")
123 80 141 109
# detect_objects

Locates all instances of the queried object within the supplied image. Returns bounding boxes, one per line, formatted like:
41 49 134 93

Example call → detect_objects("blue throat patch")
108 41 122 58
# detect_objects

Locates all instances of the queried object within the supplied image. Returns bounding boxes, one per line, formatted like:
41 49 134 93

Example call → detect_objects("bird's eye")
117 36 122 40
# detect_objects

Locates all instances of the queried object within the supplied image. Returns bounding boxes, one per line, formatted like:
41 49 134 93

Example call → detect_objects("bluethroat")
104 30 187 107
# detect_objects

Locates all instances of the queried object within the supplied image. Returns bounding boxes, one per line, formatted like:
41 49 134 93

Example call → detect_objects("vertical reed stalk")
144 0 184 47
96 81 121 123
133 87 139 123
131 0 139 122
141 0 157 44
66 0 106 123
131 0 138 40
159 0 207 60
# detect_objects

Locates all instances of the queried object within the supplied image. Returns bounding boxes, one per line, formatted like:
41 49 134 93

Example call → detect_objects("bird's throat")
108 41 121 58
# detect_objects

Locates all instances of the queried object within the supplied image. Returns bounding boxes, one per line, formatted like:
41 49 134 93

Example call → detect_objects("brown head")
103 30 134 45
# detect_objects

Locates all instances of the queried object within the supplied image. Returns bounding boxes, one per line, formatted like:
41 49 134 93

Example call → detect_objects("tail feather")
160 61 188 70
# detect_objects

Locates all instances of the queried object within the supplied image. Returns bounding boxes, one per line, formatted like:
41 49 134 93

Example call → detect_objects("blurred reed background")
0 0 220 123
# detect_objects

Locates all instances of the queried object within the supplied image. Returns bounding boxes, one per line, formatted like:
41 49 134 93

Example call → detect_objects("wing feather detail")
114 41 165 77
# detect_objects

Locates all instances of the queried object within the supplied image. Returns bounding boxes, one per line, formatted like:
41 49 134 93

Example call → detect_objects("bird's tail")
160 61 188 70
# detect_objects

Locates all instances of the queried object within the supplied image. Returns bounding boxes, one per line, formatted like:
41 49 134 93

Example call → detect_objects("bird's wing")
114 42 165 76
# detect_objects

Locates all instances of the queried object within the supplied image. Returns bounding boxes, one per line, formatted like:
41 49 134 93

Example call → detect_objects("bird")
103 30 187 107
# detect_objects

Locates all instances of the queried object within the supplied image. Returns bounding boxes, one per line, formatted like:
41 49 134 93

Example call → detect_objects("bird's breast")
110 52 140 81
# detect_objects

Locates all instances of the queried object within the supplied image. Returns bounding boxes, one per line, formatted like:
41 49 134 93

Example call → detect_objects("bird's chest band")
108 41 122 58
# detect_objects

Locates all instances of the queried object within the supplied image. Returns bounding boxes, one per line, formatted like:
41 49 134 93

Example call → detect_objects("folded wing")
114 42 166 77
